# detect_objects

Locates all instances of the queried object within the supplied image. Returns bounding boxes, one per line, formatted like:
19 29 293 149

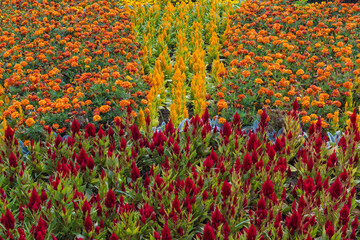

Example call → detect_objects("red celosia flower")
140 202 153 220
101 169 106 179
1 208 15 230
203 222 215 240
303 177 315 196
173 142 180 156
221 122 232 138
8 152 18 168
340 169 348 182
259 110 268 132
157 144 164 156
262 177 274 199
32 217 47 238
285 209 301 234
98 126 105 139
5 126 14 144
84 213 93 232
325 220 334 238
130 125 141 141
222 222 230 240
327 152 338 169
352 216 359 229
221 179 231 200
54 135 62 149
211 207 224 230
340 204 350 226
277 225 283 238
146 115 151 127
267 145 276 161
165 120 175 136
18 228 26 240
120 138 127 151
242 152 252 172
203 156 214 172
105 189 116 209
247 132 258 151
293 98 299 112
161 222 172 240
172 195 181 213
131 162 140 181
77 148 88 165
36 231 44 240
71 119 80 136
109 232 119 240
314 133 323 153
87 157 95 170
328 177 343 199
82 200 91 215
202 108 210 123
28 187 41 212
246 224 257 240
40 189 47 203
154 231 161 240
85 123 96 137
108 127 114 139
232 111 241 126
274 210 282 228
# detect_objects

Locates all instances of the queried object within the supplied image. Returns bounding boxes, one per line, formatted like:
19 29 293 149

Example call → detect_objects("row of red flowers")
0 101 359 239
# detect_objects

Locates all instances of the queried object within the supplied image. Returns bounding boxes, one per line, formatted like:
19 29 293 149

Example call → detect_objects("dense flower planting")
130 0 360 131
217 0 360 130
0 0 148 141
1 0 360 239
0 102 359 239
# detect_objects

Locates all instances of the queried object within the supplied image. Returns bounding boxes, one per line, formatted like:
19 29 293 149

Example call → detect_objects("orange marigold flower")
218 118 226 124
283 97 290 102
25 118 35 127
300 110 307 116
266 90 274 96
255 78 263 84
93 115 101 121
327 113 334 119
11 112 19 119
343 81 353 90
217 92 225 98
242 70 251 78
310 114 317 119
332 101 342 107
302 116 311 123
217 99 228 111
99 105 111 114
130 111 137 118
120 100 131 107
275 93 282 98
274 100 283 106
296 69 304 75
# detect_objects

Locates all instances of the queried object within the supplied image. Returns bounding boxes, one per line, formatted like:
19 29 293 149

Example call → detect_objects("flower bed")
0 0 148 141
1 0 360 238
0 102 359 239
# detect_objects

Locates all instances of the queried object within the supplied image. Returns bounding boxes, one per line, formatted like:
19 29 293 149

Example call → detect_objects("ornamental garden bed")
1 0 360 239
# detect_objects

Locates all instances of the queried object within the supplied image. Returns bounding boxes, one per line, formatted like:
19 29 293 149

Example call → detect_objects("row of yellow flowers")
130 0 237 127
